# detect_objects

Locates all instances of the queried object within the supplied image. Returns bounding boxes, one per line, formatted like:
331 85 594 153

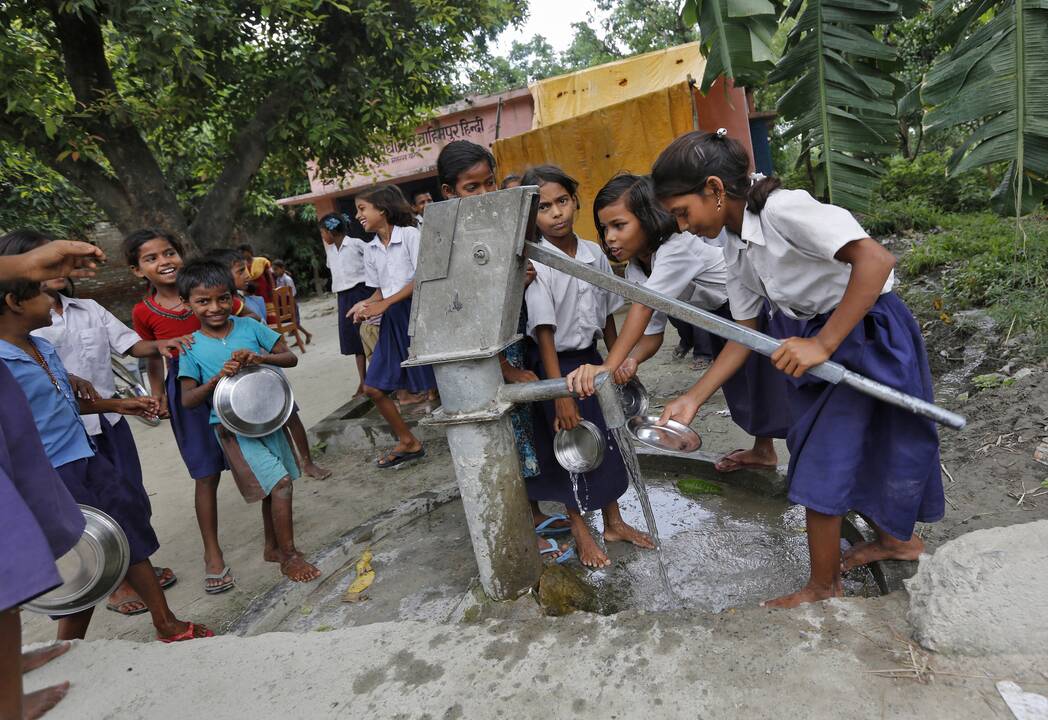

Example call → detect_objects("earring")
716 195 723 211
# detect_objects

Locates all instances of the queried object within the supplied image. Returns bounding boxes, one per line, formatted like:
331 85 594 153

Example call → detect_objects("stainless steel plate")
553 419 606 473
619 377 649 418
626 415 702 454
214 364 295 438
24 505 130 616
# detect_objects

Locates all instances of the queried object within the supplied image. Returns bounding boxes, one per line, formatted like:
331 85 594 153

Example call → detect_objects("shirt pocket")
76 326 111 378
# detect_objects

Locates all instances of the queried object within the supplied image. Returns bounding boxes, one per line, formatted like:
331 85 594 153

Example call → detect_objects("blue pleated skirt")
0 364 84 611
526 344 628 512
337 282 373 356
364 298 436 393
770 293 944 540
707 301 794 439
94 416 152 522
56 452 160 566
166 356 228 480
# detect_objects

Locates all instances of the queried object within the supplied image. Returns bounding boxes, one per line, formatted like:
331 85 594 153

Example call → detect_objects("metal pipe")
526 241 966 431
497 372 611 404
432 358 542 600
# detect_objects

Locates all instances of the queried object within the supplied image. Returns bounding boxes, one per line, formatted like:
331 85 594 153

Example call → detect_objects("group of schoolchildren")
359 133 942 606
1 127 946 715
0 226 331 670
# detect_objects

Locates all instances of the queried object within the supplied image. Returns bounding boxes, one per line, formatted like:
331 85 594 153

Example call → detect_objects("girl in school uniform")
566 175 790 469
320 212 374 397
125 229 236 595
435 141 571 561
348 185 435 468
650 130 943 608
522 165 655 569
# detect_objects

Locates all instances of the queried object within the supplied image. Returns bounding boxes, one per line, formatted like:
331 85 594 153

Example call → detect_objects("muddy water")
589 472 878 613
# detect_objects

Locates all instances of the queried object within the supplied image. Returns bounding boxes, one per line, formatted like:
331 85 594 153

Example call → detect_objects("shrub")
878 152 991 213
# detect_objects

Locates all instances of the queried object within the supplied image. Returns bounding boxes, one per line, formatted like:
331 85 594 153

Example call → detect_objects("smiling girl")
349 185 435 469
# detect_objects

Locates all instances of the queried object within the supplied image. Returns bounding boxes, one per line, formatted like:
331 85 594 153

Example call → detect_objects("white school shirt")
363 225 421 299
623 232 728 335
275 272 297 296
526 237 625 352
325 235 369 292
724 189 893 321
32 295 141 436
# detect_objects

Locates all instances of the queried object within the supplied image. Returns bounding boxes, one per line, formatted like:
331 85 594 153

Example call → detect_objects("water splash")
609 426 677 603
568 471 585 513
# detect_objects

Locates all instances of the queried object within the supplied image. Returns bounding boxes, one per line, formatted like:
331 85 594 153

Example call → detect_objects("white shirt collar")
538 235 598 264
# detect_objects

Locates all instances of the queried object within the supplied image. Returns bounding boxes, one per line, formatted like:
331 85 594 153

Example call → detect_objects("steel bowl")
24 505 130 616
627 415 702 454
213 364 295 438
619 377 649 418
553 419 606 473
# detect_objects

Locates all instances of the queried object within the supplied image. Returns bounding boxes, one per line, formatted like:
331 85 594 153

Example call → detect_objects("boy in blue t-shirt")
177 258 320 584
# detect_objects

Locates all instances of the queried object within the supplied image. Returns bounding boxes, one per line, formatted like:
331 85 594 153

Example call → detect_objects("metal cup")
553 419 606 473
619 377 649 418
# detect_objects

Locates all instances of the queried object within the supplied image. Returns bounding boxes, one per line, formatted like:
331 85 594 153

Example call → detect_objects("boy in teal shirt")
177 258 320 584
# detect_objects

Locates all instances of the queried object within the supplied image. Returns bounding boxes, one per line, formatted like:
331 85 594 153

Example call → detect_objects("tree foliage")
0 0 523 251
464 0 694 96
681 0 780 93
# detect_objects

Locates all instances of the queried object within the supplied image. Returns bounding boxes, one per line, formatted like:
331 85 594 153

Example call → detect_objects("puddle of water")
594 473 877 613
275 471 877 632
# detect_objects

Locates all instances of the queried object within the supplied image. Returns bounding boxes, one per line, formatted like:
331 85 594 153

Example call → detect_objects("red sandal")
158 622 214 643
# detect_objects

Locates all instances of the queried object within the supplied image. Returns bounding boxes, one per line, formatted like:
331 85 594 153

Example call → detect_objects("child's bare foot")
281 554 321 582
354 384 366 398
263 546 282 563
22 641 71 673
302 461 332 480
23 682 70 719
303 330 313 344
761 580 842 609
841 534 924 571
604 518 655 549
575 531 610 568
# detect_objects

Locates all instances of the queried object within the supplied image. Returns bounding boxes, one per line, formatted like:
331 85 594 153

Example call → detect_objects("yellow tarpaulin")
493 82 696 242
529 42 705 129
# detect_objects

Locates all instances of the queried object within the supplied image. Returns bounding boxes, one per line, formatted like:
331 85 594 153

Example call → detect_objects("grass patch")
898 212 1048 357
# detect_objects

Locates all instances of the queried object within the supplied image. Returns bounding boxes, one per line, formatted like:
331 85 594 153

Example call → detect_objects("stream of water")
609 426 678 604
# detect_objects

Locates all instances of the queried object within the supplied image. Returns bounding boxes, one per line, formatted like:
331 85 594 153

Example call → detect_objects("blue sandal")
535 513 571 536
539 539 576 565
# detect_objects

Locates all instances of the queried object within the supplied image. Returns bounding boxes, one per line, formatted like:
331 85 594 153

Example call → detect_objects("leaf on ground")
677 477 724 497
342 547 375 602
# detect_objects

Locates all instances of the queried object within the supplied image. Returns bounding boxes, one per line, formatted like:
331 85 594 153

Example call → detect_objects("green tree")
0 0 522 253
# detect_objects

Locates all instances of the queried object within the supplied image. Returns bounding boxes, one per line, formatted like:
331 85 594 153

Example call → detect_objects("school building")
277 42 770 240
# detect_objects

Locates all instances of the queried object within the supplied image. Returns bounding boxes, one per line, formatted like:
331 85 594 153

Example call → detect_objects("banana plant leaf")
682 0 781 93
923 0 1048 217
769 0 903 212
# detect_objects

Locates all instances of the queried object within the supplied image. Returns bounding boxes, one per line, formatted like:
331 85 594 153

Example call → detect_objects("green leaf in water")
677 477 724 497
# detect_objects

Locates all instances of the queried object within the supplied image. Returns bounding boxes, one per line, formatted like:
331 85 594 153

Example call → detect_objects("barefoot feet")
23 683 70 720
604 518 655 549
761 579 843 609
714 447 778 473
280 554 322 583
22 642 71 673
302 461 332 480
841 533 924 572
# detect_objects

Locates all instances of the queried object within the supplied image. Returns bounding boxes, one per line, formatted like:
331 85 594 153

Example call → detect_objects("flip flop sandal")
555 546 577 565
158 622 214 643
714 449 778 474
203 566 236 595
105 599 149 616
534 514 572 536
377 446 426 469
154 566 177 589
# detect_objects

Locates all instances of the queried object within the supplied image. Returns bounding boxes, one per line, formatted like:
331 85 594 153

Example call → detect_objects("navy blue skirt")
527 344 629 512
364 298 436 393
94 416 153 523
0 364 84 611
337 283 373 356
708 301 793 439
166 356 228 480
769 293 944 540
56 452 159 566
